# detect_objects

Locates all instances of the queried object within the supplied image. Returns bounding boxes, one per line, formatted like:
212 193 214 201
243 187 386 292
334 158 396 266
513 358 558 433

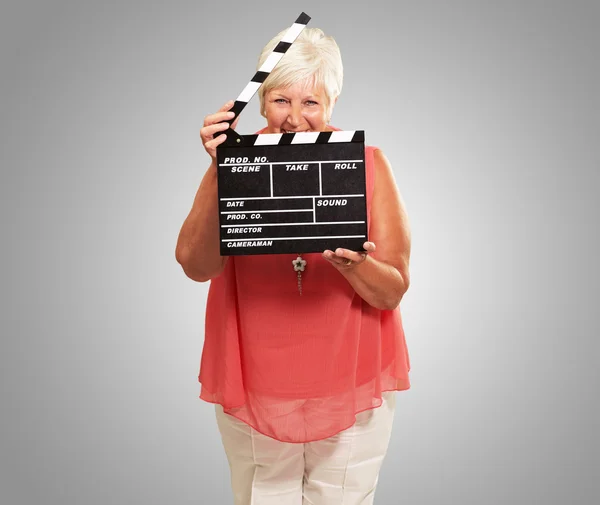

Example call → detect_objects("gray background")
1 0 598 504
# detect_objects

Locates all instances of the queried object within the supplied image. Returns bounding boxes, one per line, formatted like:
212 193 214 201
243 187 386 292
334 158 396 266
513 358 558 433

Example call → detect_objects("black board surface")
216 131 368 255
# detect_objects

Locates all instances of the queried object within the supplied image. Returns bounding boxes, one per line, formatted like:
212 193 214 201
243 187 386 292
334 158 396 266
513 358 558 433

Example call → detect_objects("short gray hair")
257 27 343 118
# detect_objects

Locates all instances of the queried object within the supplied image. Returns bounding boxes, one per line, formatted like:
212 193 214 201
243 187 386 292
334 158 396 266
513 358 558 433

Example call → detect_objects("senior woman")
176 26 412 505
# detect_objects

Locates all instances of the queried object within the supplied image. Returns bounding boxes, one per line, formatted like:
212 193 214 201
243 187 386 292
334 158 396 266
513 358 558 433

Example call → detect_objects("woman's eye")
275 99 288 104
305 100 318 106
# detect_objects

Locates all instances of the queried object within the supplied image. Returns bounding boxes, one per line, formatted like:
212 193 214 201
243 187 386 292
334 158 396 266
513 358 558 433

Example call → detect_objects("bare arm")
176 163 228 281
175 101 238 282
323 149 411 309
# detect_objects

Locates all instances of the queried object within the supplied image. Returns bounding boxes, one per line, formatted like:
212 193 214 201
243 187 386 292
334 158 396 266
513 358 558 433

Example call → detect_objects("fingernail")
227 111 235 117
335 248 343 255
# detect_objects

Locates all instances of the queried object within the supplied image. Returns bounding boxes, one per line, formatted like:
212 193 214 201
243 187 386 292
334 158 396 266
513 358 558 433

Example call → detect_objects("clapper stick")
221 12 311 145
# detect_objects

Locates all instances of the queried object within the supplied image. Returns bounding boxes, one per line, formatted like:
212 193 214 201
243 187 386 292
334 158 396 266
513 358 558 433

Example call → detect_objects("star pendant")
292 256 307 272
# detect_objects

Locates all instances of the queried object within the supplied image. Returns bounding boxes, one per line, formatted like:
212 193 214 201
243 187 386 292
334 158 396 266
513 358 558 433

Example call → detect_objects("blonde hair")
257 27 343 118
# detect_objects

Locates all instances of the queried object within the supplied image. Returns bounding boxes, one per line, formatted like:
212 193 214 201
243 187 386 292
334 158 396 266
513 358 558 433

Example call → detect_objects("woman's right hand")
200 100 240 162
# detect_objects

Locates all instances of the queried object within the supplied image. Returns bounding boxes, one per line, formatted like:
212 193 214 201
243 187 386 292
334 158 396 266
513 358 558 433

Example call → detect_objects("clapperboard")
216 13 368 256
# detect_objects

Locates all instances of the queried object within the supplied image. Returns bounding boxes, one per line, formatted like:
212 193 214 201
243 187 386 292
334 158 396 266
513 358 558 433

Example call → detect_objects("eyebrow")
271 92 322 100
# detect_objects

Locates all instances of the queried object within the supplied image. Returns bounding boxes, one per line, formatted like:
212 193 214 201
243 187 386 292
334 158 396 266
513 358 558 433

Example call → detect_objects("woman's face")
263 80 333 134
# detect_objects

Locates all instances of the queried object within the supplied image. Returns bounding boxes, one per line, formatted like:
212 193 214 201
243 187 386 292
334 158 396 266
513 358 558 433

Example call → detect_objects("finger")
204 110 236 127
200 122 231 142
218 100 235 112
323 250 353 267
334 248 367 263
322 250 344 265
363 241 376 253
205 133 228 151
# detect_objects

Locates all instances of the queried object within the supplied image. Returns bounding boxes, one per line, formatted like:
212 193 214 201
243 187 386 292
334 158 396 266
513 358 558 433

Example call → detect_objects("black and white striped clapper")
223 12 312 125
216 13 368 256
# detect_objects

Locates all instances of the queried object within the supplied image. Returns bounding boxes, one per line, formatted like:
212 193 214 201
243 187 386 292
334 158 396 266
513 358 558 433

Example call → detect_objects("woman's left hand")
323 241 376 270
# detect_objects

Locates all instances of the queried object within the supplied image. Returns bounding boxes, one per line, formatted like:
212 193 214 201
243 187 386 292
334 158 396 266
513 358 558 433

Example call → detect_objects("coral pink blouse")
198 141 411 443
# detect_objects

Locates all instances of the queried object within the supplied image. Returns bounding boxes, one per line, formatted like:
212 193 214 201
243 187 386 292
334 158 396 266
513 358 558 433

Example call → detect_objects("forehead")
268 79 325 98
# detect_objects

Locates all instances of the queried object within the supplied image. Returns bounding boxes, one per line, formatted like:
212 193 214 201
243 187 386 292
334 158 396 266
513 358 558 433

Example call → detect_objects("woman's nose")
287 105 303 127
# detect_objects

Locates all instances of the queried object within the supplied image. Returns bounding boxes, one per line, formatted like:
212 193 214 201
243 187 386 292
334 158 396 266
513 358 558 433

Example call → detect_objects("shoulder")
365 146 388 164
366 147 396 184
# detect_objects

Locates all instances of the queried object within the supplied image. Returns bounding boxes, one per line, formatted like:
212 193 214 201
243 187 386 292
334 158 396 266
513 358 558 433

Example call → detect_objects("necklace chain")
292 254 307 295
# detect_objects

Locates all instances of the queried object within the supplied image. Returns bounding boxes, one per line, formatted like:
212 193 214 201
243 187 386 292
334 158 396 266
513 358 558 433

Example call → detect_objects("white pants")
215 392 396 505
